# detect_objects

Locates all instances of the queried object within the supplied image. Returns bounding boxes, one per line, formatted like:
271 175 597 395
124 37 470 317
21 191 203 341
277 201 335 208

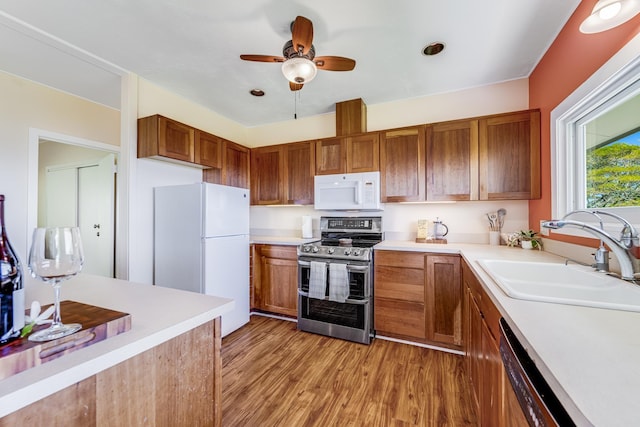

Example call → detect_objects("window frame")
551 33 640 236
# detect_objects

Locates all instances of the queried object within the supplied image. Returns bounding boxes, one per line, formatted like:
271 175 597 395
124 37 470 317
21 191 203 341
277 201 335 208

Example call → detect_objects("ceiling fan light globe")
282 57 317 84
580 0 640 33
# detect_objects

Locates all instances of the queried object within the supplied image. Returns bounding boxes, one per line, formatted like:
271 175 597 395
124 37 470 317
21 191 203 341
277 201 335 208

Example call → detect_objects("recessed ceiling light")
250 89 265 97
422 42 445 56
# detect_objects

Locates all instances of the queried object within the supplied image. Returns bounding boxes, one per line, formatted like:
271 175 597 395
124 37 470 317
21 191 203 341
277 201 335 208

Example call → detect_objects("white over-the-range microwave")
314 171 383 211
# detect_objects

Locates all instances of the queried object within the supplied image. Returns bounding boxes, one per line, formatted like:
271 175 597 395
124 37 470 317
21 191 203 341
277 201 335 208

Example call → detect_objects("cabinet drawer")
375 266 424 302
374 298 426 339
375 250 425 269
257 245 297 260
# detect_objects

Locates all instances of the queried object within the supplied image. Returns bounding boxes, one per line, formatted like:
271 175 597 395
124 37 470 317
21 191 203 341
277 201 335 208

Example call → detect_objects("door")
45 168 77 227
78 154 116 277
45 153 116 277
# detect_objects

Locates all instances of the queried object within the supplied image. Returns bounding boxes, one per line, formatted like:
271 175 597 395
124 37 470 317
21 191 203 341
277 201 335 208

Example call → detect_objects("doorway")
35 138 118 278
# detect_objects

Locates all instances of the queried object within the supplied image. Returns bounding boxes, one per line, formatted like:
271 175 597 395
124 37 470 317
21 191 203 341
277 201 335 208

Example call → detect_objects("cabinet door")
346 133 379 173
157 116 195 162
316 137 346 175
380 126 426 202
284 142 315 205
374 251 426 339
426 120 478 201
481 320 502 427
223 140 250 189
250 145 283 204
195 130 223 169
426 255 462 347
256 245 298 317
138 115 195 163
467 289 483 410
479 110 541 200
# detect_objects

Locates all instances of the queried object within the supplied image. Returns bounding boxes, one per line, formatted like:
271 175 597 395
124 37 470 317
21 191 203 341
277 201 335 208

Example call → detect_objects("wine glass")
27 227 85 342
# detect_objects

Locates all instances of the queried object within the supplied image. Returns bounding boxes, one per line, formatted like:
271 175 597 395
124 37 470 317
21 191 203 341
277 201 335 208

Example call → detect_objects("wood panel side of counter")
0 318 222 427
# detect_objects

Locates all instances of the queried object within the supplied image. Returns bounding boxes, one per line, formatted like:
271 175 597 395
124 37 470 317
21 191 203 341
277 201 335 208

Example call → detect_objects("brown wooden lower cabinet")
1 318 222 427
374 250 462 350
463 260 528 427
252 244 298 317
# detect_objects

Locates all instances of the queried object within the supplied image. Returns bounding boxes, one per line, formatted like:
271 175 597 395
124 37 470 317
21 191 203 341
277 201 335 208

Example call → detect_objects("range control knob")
344 248 351 255
353 249 361 256
303 245 311 252
328 247 335 254
312 246 319 253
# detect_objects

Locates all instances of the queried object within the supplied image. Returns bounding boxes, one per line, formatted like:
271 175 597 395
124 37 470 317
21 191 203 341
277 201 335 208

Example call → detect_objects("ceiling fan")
240 16 356 91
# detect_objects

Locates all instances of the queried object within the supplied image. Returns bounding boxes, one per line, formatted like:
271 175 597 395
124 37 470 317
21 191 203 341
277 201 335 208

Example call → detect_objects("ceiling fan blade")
289 82 304 91
314 56 356 71
240 54 285 63
291 16 313 55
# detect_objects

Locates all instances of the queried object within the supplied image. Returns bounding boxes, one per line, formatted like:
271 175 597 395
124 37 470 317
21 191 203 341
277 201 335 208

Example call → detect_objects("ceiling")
0 1 581 127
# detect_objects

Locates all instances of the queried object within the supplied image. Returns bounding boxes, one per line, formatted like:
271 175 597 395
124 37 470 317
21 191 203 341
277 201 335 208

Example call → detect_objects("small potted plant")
515 229 543 250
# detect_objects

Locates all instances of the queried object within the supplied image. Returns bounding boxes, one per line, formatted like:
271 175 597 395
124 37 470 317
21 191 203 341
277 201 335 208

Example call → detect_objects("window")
552 34 640 231
586 127 640 208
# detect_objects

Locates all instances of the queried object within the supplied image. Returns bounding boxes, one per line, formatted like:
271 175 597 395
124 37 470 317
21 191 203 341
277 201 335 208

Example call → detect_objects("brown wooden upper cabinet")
315 137 346 175
284 141 315 205
380 126 426 202
346 133 379 173
138 115 195 163
250 141 315 205
251 145 284 205
426 119 479 201
316 133 379 175
195 130 223 169
222 140 250 189
202 139 250 189
479 110 541 200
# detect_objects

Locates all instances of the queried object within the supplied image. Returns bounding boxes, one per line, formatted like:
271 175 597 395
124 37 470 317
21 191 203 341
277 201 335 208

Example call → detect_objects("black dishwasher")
499 318 579 427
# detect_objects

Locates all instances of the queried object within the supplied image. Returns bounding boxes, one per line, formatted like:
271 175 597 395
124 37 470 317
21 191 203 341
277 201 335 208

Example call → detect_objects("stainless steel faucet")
542 210 640 281
562 210 610 272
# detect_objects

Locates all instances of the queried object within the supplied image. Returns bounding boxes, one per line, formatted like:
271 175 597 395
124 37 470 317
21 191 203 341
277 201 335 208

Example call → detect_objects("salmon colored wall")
529 0 640 247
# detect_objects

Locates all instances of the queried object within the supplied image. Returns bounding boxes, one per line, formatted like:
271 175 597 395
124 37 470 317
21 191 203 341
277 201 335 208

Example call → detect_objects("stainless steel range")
297 216 383 344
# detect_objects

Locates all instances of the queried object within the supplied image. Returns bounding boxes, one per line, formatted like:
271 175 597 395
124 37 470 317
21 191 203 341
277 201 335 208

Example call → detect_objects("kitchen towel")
308 261 327 299
329 263 349 303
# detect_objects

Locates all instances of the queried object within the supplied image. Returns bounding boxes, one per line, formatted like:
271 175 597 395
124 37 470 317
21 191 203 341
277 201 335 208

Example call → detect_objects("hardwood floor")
221 315 478 426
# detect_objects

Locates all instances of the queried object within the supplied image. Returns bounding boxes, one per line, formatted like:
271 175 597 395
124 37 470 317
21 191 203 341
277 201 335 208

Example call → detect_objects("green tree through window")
586 137 640 208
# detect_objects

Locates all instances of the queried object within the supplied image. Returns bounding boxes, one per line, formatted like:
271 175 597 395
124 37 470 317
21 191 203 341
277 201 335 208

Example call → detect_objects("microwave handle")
355 181 362 205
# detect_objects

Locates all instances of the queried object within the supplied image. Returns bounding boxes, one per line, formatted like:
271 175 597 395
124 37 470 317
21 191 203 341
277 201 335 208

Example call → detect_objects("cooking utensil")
497 208 507 230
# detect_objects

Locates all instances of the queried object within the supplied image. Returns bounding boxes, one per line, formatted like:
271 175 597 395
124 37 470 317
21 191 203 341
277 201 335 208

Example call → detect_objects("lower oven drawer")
299 295 367 330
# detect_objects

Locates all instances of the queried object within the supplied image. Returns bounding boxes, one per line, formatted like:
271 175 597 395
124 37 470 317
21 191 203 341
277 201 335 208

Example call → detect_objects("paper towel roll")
302 216 313 238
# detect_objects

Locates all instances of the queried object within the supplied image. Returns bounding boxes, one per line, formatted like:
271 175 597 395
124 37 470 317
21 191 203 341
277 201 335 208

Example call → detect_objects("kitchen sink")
477 259 640 312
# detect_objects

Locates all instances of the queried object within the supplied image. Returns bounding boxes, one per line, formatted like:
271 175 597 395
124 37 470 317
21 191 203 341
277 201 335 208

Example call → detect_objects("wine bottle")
0 194 24 344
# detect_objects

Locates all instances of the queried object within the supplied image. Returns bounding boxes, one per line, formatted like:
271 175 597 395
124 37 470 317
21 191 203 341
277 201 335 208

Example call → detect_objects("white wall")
245 79 529 147
0 71 119 266
250 201 529 244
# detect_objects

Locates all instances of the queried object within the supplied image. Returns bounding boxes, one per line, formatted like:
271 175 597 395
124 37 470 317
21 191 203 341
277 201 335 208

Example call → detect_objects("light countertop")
376 240 638 426
250 235 318 246
0 274 233 417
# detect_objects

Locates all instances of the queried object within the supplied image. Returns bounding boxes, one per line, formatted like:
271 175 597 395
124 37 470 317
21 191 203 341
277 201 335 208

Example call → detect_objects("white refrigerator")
154 182 250 337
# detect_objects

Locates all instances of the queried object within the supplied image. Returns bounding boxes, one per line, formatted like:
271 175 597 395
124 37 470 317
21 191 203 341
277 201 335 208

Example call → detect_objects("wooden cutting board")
0 300 131 380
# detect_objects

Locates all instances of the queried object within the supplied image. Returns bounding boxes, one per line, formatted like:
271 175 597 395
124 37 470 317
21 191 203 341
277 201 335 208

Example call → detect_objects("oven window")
301 297 366 329
299 265 368 299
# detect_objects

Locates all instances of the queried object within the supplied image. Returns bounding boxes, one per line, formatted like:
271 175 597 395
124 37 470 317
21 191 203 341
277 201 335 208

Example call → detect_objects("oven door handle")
298 260 368 271
297 290 369 305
